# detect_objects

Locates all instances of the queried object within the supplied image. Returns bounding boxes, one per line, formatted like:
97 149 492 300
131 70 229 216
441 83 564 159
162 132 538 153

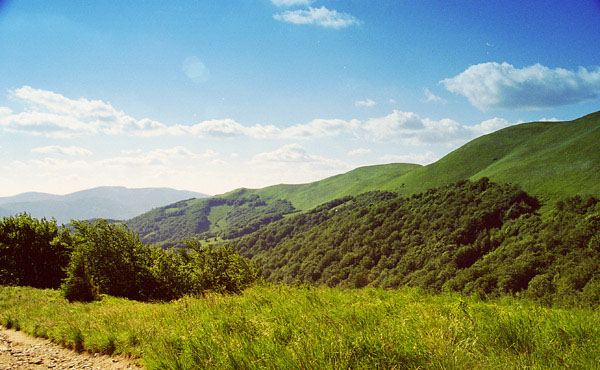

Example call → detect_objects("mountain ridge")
0 186 209 223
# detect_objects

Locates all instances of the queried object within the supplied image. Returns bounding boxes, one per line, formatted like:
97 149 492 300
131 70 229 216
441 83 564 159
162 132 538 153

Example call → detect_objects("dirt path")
0 329 143 369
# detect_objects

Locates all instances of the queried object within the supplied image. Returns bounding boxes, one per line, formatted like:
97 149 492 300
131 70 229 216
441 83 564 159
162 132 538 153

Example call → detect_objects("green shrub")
0 213 71 288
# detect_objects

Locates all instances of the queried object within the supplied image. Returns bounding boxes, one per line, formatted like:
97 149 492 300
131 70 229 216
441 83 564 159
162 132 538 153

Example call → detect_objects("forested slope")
127 193 295 245
232 179 600 306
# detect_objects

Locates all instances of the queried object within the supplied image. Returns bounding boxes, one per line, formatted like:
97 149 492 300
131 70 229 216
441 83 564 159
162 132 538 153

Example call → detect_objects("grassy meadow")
1 284 599 369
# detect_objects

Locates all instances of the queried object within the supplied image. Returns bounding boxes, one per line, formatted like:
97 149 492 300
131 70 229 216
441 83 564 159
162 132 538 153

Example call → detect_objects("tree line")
0 216 260 302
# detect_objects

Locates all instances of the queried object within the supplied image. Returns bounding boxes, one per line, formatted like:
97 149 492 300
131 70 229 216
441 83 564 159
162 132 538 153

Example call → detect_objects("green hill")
231 162 421 211
126 193 295 246
128 111 599 245
127 163 421 244
390 111 600 200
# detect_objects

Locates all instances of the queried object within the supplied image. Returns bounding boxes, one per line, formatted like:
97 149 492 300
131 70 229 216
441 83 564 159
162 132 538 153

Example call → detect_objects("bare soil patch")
0 328 143 369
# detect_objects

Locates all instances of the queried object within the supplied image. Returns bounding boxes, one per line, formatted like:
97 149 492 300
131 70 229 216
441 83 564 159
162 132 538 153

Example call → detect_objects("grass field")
1 284 598 369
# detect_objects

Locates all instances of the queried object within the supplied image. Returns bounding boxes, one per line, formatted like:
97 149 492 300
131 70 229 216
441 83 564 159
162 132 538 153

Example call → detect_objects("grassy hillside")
127 163 420 244
2 285 599 369
235 162 421 211
390 111 600 200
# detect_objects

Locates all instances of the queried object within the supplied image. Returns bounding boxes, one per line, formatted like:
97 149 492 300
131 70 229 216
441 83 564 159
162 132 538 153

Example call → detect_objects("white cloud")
31 145 92 156
251 144 315 163
355 98 376 107
539 117 560 122
273 6 361 29
362 110 517 146
347 148 371 156
250 144 347 169
469 118 515 136
271 0 312 7
423 88 445 103
379 151 438 165
388 98 397 104
441 62 600 110
99 146 221 167
281 118 359 139
0 86 520 147
0 107 12 116
0 87 282 139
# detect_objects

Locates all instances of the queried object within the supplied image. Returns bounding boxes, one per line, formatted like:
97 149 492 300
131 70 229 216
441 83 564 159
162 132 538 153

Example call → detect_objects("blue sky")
1 0 599 196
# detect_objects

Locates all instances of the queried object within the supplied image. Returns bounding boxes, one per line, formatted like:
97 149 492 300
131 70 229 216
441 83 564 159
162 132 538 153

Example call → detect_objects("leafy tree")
0 214 71 288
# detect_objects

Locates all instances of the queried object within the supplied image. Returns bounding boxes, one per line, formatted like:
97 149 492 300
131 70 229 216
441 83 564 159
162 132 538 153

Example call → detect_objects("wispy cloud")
441 62 600 110
273 6 361 29
379 151 438 165
355 98 376 107
347 148 371 156
4 146 227 195
249 144 350 174
271 0 312 7
423 88 445 103
100 146 222 167
31 145 92 156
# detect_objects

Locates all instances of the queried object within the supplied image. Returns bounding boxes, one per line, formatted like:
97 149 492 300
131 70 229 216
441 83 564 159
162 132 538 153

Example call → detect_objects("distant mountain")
0 187 208 223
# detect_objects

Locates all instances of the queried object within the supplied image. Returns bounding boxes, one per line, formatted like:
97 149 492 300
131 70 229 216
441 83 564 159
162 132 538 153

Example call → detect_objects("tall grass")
1 284 598 369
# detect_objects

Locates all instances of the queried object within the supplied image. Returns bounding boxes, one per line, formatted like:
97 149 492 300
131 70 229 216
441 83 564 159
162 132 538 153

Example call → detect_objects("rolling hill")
0 187 208 223
239 162 422 210
128 110 599 245
126 163 422 244
389 111 600 200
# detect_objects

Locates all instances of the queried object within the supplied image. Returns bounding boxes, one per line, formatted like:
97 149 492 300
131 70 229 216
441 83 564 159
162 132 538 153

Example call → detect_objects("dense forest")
231 178 600 307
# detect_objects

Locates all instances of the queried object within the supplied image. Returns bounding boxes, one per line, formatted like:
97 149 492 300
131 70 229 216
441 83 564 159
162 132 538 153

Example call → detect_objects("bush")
0 214 71 288
61 220 260 302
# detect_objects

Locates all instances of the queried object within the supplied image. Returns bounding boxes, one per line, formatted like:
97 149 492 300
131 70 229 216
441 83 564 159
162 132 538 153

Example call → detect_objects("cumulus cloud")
273 6 361 29
379 151 438 165
0 86 520 146
441 62 600 110
362 110 516 145
250 144 347 170
271 0 312 6
423 88 445 103
347 148 371 156
31 145 92 156
355 98 376 107
0 86 282 139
